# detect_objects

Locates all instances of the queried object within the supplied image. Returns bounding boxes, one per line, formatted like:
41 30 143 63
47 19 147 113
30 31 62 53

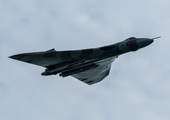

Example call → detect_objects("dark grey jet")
9 37 159 85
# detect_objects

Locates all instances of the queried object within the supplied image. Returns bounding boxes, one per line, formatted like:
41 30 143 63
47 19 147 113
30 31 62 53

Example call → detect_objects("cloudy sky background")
0 0 170 120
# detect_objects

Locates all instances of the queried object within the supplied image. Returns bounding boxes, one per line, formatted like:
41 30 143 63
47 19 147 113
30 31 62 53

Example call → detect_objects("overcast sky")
0 0 170 120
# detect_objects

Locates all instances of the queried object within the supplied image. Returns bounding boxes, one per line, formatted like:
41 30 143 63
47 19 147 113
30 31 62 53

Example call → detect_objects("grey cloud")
0 0 170 120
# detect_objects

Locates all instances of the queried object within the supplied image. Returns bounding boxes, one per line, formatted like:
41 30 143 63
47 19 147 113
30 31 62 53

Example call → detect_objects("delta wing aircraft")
9 37 159 85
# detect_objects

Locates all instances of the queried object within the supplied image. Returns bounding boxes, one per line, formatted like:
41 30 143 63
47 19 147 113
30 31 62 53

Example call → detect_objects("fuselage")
100 37 153 56
41 37 154 76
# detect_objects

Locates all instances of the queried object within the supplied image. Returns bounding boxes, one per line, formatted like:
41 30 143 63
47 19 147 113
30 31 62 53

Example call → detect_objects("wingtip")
8 55 14 59
8 54 25 60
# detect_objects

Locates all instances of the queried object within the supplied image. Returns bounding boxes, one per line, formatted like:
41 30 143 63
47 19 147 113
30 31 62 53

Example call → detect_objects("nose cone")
137 39 154 48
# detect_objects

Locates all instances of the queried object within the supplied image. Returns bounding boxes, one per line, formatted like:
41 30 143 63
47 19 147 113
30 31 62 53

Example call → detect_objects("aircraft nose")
137 38 154 48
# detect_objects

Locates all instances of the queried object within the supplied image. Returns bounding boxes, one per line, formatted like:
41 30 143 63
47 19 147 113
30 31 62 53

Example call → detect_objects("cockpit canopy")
124 37 137 41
